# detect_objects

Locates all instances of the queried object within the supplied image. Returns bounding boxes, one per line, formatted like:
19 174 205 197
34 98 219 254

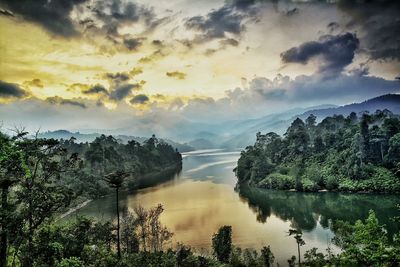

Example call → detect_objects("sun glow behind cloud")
0 0 399 134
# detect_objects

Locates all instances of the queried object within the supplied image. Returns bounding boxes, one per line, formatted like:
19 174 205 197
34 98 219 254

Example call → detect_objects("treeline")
235 109 400 192
0 130 181 266
5 204 400 266
59 133 182 199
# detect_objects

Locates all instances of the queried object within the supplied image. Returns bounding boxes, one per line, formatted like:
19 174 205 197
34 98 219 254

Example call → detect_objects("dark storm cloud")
105 72 130 84
281 33 359 75
130 94 149 104
91 0 156 38
109 84 136 101
0 0 87 37
45 96 87 108
103 71 146 101
185 6 244 42
336 0 400 61
83 84 109 95
227 71 400 105
92 0 151 23
0 81 28 99
123 37 144 51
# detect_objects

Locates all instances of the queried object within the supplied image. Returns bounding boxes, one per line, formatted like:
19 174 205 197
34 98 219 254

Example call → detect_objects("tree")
120 211 139 254
212 225 232 263
15 135 81 267
313 135 324 153
148 204 173 252
0 132 27 267
288 229 305 266
285 118 309 156
305 114 316 128
132 204 173 253
360 114 371 164
387 133 400 164
104 170 129 258
260 246 274 267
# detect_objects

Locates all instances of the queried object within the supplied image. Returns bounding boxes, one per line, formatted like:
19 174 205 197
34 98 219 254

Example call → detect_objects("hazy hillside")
37 130 195 152
36 94 400 150
299 94 400 121
221 94 400 149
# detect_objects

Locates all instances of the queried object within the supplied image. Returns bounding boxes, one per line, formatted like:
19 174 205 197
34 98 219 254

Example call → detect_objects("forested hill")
235 109 400 193
57 134 182 198
1 132 182 201
37 130 195 152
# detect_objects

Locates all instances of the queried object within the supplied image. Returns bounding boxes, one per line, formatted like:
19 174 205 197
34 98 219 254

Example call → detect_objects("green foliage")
61 134 182 199
0 130 182 267
259 173 295 190
304 210 400 266
212 225 232 263
56 257 85 267
236 110 400 193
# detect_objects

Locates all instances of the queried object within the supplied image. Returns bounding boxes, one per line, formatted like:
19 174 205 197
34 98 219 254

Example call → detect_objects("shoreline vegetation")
58 162 182 220
1 127 400 266
235 109 400 194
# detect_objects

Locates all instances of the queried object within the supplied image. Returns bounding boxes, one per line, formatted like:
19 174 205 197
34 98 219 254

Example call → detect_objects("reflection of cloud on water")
182 149 224 156
224 165 236 170
193 151 241 157
186 159 238 173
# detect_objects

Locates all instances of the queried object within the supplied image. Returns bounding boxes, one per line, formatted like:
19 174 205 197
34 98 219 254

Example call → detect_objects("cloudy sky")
0 0 399 136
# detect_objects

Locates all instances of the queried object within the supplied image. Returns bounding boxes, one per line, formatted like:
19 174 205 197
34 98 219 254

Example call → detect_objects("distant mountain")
188 138 216 149
36 94 400 151
298 94 400 121
37 130 195 152
220 94 400 149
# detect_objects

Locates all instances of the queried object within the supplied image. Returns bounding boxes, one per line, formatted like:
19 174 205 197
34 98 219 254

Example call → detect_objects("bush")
301 179 319 192
260 173 296 190
57 257 85 267
325 175 339 190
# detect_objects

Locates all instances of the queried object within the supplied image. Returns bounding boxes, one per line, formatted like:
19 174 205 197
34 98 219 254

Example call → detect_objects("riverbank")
58 199 92 219
58 163 182 220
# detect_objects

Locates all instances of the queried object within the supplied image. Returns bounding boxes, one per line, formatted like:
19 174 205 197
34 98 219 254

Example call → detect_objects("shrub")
260 173 296 190
57 257 85 267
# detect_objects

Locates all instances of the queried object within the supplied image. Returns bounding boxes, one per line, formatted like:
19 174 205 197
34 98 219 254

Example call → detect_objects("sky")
0 0 399 137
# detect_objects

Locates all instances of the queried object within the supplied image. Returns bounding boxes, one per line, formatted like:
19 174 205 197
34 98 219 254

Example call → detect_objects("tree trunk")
116 188 121 258
0 187 8 267
297 243 301 266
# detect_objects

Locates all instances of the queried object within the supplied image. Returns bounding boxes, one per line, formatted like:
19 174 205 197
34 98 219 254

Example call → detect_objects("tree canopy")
236 110 400 192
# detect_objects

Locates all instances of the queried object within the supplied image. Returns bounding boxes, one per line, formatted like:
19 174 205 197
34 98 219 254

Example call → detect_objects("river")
66 149 400 264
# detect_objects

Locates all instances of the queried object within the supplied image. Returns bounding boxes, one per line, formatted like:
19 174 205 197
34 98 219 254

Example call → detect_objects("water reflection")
65 149 399 264
237 185 400 238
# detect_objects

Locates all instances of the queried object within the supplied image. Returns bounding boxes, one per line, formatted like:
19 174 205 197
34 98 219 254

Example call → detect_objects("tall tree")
288 229 305 266
0 132 27 267
16 135 80 267
104 171 129 259
212 225 232 263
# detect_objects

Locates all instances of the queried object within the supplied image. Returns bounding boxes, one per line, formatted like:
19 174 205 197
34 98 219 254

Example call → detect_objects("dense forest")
1 127 400 266
58 133 182 200
0 130 182 266
235 109 400 193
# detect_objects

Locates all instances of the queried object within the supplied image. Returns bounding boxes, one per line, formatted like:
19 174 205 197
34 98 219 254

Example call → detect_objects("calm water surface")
67 149 400 264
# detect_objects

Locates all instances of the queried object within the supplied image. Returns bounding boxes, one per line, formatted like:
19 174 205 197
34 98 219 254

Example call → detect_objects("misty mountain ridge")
37 131 195 152
38 94 399 150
